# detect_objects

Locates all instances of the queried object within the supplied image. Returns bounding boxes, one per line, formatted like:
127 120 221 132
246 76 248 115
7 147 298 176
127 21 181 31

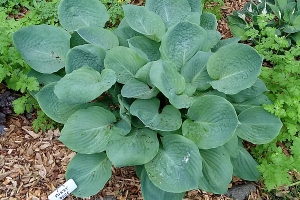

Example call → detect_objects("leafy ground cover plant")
227 0 300 43
202 0 225 20
13 0 283 198
228 0 300 195
246 15 300 192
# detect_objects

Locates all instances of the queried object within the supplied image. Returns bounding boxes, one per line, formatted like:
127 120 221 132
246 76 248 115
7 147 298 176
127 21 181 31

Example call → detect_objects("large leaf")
123 5 165 42
58 0 109 32
106 128 159 167
113 18 143 47
181 51 213 91
145 134 202 193
54 67 116 104
200 12 217 30
27 69 61 86
211 37 241 52
227 78 268 103
140 167 185 200
198 147 233 194
232 94 273 114
77 27 119 50
128 36 161 61
187 0 202 13
223 135 239 158
182 95 238 149
70 31 88 48
207 43 263 94
13 25 70 74
36 83 87 124
121 79 159 99
65 44 106 74
150 60 185 95
105 46 147 84
59 106 118 154
66 153 112 198
135 62 154 86
130 98 182 131
160 21 210 70
231 143 260 181
145 0 192 28
207 30 222 48
115 95 132 136
149 60 192 109
235 107 282 144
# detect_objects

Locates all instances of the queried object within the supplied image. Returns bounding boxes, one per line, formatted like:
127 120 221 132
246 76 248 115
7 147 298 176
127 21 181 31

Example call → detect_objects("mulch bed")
0 0 270 199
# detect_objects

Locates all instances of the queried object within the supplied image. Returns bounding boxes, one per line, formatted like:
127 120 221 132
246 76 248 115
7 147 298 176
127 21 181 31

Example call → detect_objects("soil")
0 0 269 199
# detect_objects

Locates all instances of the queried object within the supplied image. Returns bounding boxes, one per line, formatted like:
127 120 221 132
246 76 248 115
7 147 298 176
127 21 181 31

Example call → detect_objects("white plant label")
48 179 77 200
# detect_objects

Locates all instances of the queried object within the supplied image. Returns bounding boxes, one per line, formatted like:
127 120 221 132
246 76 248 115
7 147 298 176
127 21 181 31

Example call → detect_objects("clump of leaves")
13 0 283 198
0 91 15 135
227 0 300 44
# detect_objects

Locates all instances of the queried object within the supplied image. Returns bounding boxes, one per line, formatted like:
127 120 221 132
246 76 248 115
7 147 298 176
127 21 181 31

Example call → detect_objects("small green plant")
13 0 282 199
202 0 224 20
102 0 130 28
227 0 300 44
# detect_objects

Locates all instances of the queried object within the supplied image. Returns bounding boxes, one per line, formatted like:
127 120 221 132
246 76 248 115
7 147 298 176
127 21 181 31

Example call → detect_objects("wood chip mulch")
1 1 264 199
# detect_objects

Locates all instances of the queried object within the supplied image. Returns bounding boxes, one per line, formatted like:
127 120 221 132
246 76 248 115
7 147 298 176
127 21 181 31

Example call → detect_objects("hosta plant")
13 0 283 198
227 0 300 43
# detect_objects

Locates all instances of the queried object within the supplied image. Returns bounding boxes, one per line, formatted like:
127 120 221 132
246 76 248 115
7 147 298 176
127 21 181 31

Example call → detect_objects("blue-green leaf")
149 60 193 109
65 44 106 74
77 27 119 50
187 0 202 13
181 51 213 91
227 79 268 103
105 46 147 84
54 67 116 104
160 21 210 70
207 43 263 94
145 0 192 28
113 19 143 47
182 95 238 149
59 106 118 154
236 107 282 144
232 94 273 114
211 37 241 52
66 153 112 198
130 98 182 131
223 135 239 158
106 128 159 167
200 12 217 30
140 167 185 200
36 83 87 124
58 0 109 31
13 25 70 74
121 79 159 99
145 134 202 193
199 146 233 194
231 143 260 181
123 5 165 42
128 36 161 61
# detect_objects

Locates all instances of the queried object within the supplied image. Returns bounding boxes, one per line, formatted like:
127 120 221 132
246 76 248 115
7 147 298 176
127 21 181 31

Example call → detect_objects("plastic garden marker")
48 179 77 200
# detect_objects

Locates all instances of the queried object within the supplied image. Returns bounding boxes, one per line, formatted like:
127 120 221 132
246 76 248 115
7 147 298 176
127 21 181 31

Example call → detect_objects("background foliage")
227 0 300 196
